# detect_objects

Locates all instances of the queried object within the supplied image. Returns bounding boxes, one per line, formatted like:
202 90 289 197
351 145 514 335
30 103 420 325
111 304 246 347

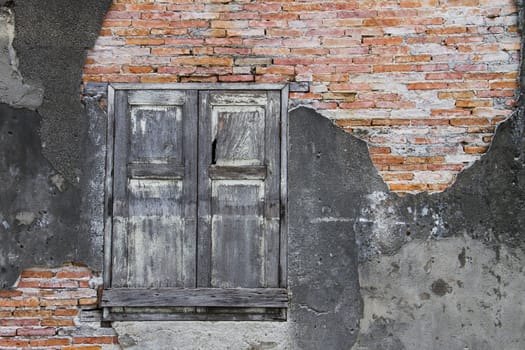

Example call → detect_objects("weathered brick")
0 318 40 326
73 336 119 344
171 56 233 66
455 99 493 108
62 346 102 350
0 338 30 347
0 297 39 308
81 0 519 193
21 270 54 279
41 318 76 327
17 327 57 336
13 310 53 318
463 145 489 154
123 66 154 74
40 299 78 307
30 338 71 347
0 290 23 298
140 75 180 83
53 309 79 317
371 155 405 165
125 38 165 46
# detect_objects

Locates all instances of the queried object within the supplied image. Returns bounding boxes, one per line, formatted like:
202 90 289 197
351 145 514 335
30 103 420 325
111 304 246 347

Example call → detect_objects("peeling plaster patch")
358 191 409 257
353 236 525 350
50 173 67 192
0 7 43 109
15 211 36 226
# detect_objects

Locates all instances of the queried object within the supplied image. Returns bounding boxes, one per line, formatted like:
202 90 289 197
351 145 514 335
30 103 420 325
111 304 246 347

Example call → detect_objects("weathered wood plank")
102 288 288 308
211 216 264 288
197 90 212 287
265 90 282 288
104 85 116 289
213 110 265 165
104 310 286 322
209 91 267 106
111 82 287 92
111 90 131 287
279 85 289 289
128 163 185 180
211 181 263 216
129 106 183 163
208 165 266 180
128 90 186 105
126 215 185 288
181 90 199 288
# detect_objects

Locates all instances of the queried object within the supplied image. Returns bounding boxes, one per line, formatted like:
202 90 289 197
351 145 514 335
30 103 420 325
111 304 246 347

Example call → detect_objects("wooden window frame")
103 83 289 321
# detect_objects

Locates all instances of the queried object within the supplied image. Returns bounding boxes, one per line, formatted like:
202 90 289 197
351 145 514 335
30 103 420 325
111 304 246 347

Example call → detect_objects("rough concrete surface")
12 0 112 182
353 236 525 350
113 322 291 350
0 103 99 288
288 107 376 350
0 0 110 287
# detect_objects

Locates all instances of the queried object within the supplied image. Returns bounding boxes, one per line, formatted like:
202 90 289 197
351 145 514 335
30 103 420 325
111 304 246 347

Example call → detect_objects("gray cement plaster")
12 0 112 183
113 322 292 350
353 236 525 350
0 103 98 288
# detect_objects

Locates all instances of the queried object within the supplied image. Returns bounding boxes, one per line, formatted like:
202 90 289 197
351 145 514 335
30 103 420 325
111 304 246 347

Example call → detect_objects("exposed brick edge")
0 264 121 350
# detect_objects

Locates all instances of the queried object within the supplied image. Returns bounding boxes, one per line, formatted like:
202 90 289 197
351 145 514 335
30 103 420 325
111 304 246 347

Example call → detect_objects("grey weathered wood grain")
279 85 289 288
128 163 185 180
111 90 131 287
214 110 265 165
112 82 287 92
211 182 263 216
209 91 267 106
208 165 266 180
211 216 264 288
264 90 281 287
129 106 183 163
181 90 199 288
80 309 103 322
104 310 286 322
104 85 116 289
102 288 288 308
128 90 186 105
197 90 212 287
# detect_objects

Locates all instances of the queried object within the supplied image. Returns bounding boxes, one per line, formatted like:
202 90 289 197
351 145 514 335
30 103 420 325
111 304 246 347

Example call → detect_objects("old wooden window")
102 84 288 321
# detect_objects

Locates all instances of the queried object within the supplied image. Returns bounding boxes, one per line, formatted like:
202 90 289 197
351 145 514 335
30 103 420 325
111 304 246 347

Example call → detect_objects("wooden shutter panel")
110 90 198 289
198 90 281 289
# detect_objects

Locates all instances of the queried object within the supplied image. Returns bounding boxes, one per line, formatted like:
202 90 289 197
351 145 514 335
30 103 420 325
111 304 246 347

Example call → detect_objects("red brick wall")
0 265 121 350
83 0 520 193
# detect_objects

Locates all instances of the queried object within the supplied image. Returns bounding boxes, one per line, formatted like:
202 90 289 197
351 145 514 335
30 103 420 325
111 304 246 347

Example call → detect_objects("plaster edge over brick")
0 6 43 109
0 264 121 349
12 0 113 183
83 0 520 193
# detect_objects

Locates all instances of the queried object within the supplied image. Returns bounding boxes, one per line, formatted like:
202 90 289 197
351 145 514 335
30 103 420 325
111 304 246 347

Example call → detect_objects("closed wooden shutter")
103 85 287 321
198 91 281 289
110 90 198 289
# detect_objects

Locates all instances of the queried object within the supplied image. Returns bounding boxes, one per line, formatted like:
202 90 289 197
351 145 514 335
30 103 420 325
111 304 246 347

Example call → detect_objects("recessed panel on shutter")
111 90 198 289
198 91 281 289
